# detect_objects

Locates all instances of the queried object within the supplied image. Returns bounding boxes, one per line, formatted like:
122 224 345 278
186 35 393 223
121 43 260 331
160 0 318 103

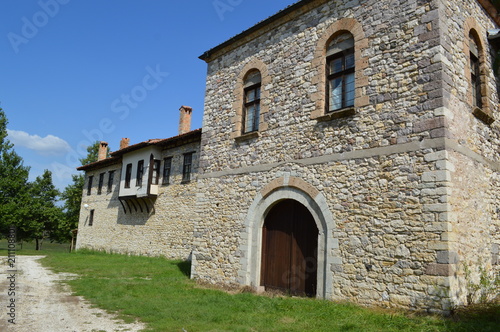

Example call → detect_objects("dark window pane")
152 160 161 185
163 157 172 185
345 73 355 107
330 58 343 75
98 173 104 195
107 171 114 193
327 45 355 112
345 52 355 69
182 153 193 183
89 210 94 226
246 89 256 103
136 160 144 187
125 164 132 188
329 77 343 111
87 176 93 195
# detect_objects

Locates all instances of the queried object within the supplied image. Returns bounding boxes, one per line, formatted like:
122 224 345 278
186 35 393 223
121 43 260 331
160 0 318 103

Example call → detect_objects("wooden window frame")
326 47 355 112
136 160 144 187
182 152 193 183
87 176 93 196
242 83 261 134
162 157 172 185
97 173 105 195
89 209 94 226
125 163 132 188
464 22 495 125
107 170 115 193
151 159 161 185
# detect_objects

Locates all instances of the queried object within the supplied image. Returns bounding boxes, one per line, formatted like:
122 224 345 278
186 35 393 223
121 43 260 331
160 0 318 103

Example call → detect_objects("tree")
58 174 85 241
0 108 30 237
59 142 107 242
22 170 62 250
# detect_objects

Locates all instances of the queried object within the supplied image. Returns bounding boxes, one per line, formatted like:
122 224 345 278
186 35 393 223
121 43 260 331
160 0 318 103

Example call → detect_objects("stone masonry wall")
194 0 499 312
194 145 460 311
76 141 200 260
440 0 500 305
200 0 445 175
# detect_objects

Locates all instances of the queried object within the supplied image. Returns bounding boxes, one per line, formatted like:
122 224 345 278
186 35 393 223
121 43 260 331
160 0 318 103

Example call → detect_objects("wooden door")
261 199 318 296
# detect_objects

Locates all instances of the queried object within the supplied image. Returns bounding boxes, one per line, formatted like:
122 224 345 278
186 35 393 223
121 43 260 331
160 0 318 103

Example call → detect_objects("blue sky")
0 0 297 190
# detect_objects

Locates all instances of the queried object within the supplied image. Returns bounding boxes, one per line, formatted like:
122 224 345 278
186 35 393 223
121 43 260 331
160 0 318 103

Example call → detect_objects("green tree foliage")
59 174 85 240
59 142 108 241
22 170 63 250
0 108 31 237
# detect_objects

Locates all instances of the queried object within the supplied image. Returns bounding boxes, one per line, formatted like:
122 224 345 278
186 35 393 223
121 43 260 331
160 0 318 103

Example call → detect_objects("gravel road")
0 255 145 332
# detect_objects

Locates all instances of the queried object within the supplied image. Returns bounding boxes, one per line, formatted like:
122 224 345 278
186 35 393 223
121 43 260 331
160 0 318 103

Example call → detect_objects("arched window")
469 31 483 109
242 70 261 133
327 33 355 112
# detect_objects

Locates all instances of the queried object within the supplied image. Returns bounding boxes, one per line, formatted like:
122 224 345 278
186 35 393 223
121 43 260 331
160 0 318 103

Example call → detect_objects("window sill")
473 107 495 125
234 131 260 143
314 108 355 122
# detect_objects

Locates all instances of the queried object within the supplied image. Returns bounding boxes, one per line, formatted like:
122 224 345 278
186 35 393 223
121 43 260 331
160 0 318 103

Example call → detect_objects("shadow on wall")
115 198 155 226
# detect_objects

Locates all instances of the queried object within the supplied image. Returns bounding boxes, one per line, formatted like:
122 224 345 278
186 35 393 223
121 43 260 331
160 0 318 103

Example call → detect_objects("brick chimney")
178 106 192 135
98 142 108 161
120 138 130 150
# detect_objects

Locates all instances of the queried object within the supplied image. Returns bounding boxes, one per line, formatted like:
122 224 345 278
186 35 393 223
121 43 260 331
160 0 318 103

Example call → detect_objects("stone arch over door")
238 176 337 299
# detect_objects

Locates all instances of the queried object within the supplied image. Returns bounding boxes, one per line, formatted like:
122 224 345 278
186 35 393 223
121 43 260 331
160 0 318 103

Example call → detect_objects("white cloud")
7 129 71 156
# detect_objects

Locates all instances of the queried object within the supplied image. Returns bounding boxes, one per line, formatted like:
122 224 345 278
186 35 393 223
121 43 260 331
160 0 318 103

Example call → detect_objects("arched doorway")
261 199 319 296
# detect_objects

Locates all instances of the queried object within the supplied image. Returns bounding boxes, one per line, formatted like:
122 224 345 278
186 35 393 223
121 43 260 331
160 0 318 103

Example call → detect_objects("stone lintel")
436 250 459 264
425 263 455 276
260 176 319 199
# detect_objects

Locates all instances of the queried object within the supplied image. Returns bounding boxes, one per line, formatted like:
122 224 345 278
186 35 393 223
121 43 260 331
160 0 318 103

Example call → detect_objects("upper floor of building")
78 106 201 214
198 0 500 175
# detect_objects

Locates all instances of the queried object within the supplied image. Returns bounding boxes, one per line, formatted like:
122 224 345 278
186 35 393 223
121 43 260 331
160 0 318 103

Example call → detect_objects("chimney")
178 106 192 135
120 138 130 150
98 142 108 161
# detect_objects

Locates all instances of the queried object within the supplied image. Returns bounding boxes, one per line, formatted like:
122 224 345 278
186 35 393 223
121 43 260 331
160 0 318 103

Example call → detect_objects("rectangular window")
89 209 94 226
97 173 105 195
125 164 132 188
243 85 261 133
136 160 144 187
87 176 93 196
327 48 355 112
470 52 482 109
152 160 161 185
182 153 193 183
163 157 172 185
107 170 115 193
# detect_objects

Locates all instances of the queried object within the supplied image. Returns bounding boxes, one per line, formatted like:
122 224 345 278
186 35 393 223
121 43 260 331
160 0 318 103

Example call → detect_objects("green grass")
35 250 499 332
0 238 70 255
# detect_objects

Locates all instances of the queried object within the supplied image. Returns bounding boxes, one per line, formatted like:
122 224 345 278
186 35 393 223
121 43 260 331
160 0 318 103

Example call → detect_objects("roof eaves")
109 129 202 157
478 0 500 27
199 0 316 62
76 156 121 171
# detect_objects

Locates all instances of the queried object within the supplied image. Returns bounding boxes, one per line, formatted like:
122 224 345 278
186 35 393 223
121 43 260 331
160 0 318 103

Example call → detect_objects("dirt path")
0 255 146 332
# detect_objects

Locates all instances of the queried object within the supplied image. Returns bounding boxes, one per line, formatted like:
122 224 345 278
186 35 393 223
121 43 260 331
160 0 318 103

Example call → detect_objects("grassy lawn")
0 238 70 255
30 250 499 332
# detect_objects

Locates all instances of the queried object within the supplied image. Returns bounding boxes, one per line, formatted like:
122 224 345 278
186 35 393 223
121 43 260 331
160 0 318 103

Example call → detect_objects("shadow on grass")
449 303 500 331
176 260 191 277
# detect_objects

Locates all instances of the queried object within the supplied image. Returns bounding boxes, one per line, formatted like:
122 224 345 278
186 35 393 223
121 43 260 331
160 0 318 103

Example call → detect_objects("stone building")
77 0 500 313
76 106 201 260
